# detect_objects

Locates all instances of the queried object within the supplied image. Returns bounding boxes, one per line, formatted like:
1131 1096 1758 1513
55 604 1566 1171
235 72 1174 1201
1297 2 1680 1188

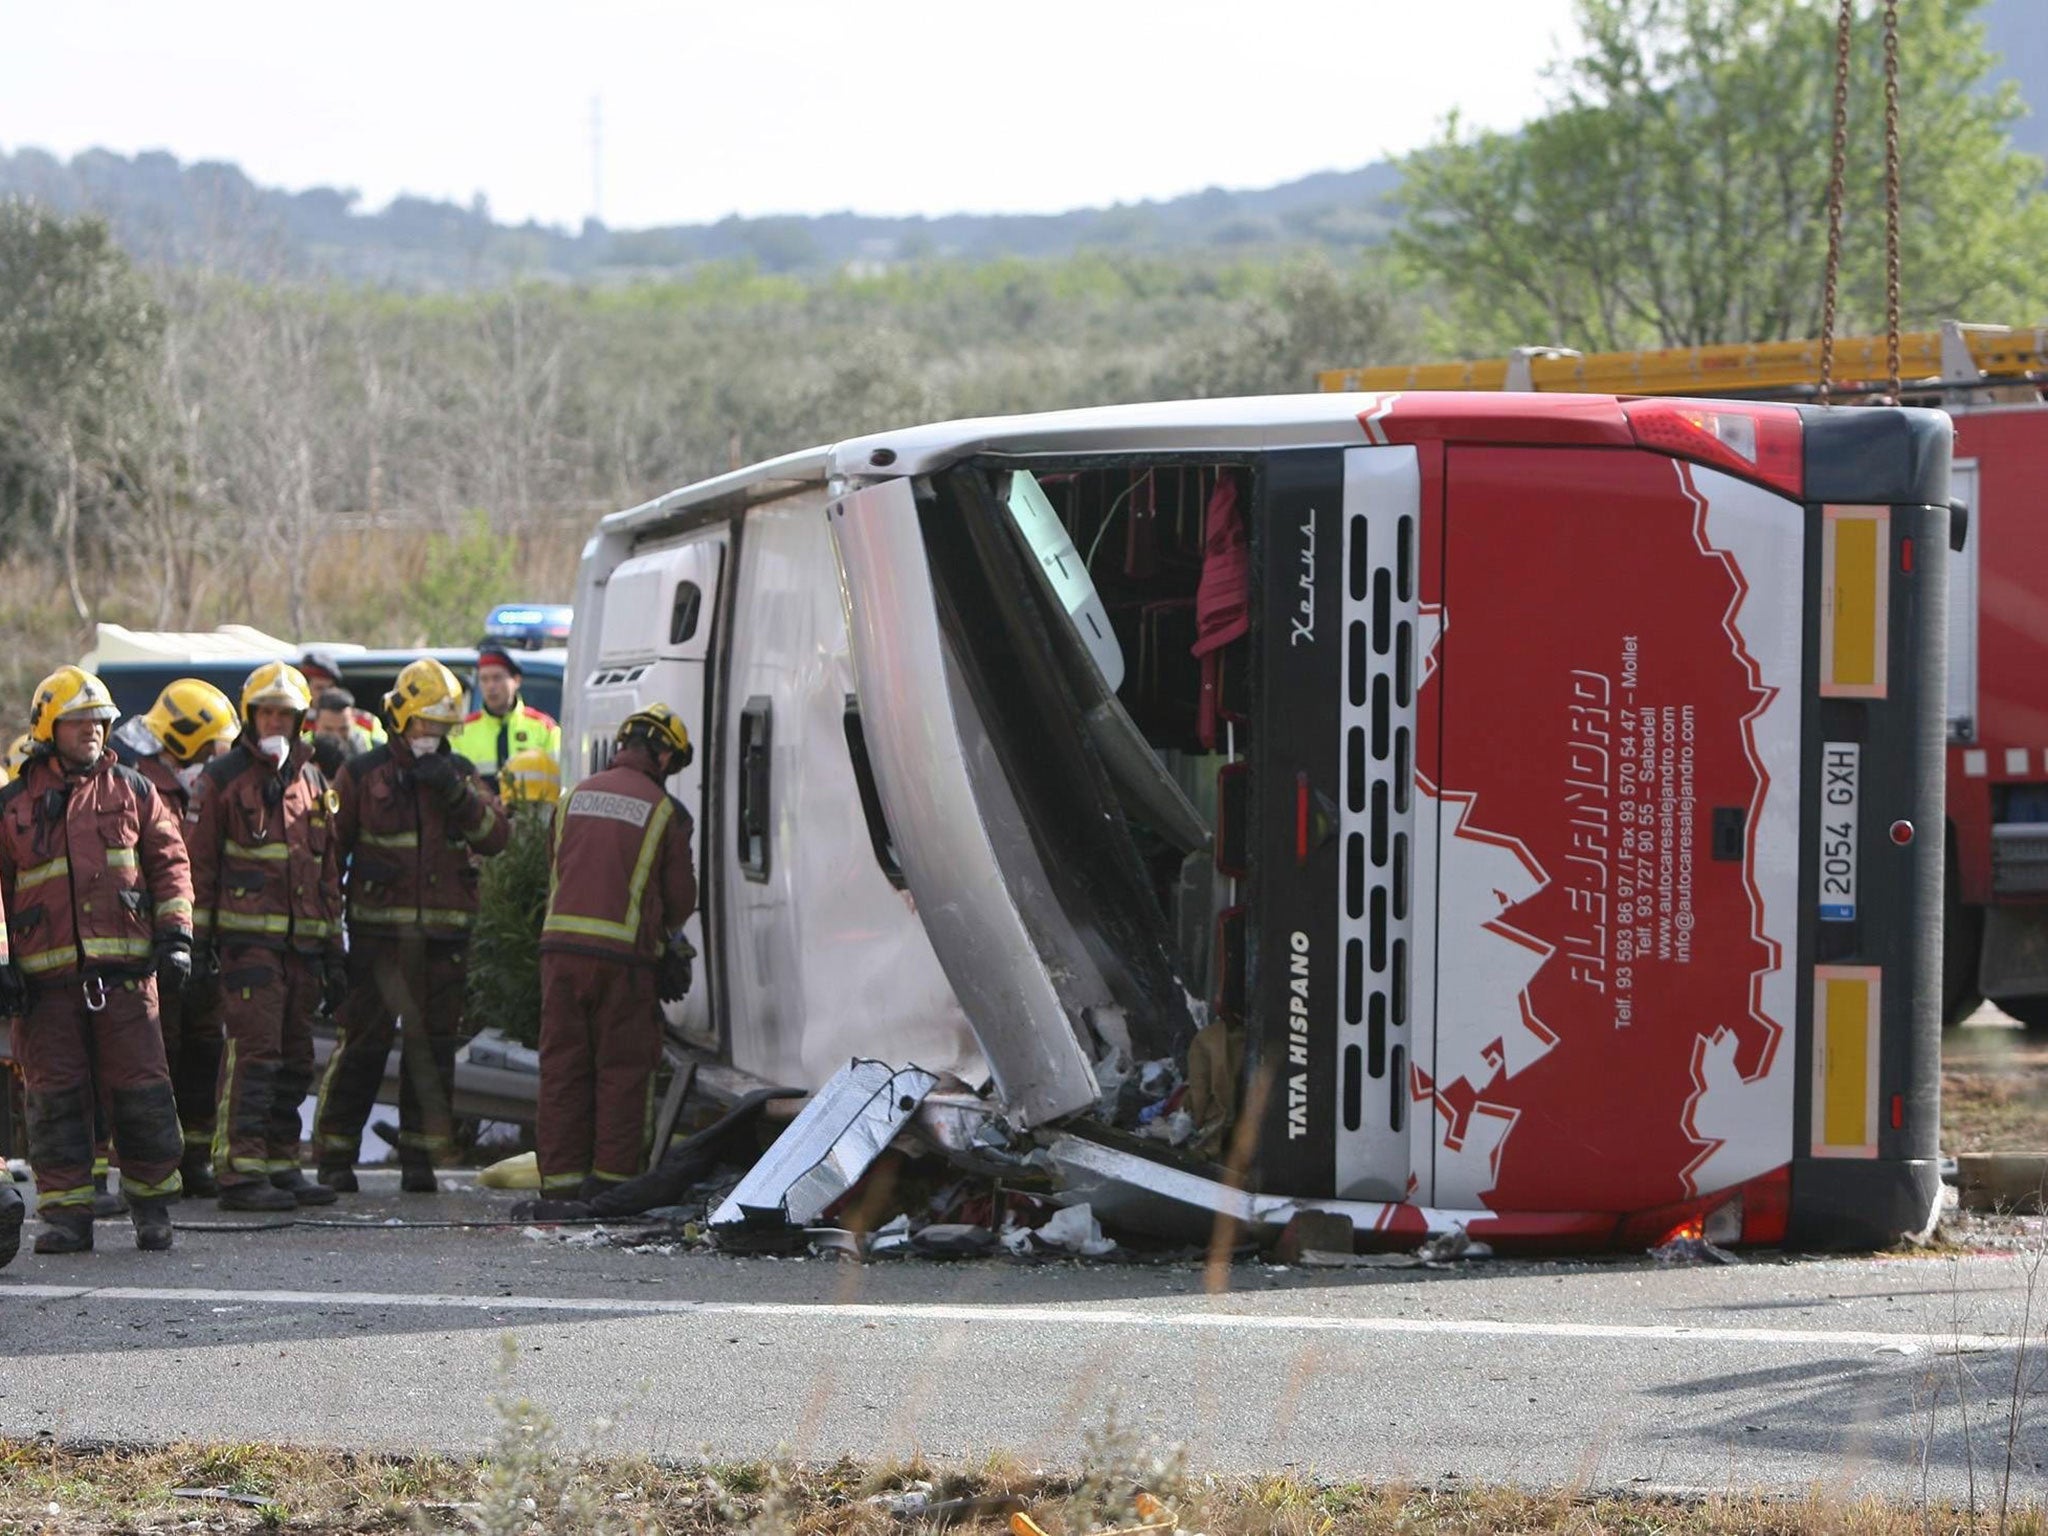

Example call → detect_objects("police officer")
0 667 194 1254
535 706 696 1199
298 651 386 749
187 664 346 1212
449 645 560 794
115 679 241 1196
315 659 508 1192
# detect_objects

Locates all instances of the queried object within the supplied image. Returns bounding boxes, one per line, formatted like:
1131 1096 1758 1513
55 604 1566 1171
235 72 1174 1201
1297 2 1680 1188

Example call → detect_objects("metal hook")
82 974 107 1013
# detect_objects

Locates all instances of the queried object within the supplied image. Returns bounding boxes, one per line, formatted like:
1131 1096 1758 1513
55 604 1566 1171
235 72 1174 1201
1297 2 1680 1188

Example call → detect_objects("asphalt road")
1 1172 2045 1497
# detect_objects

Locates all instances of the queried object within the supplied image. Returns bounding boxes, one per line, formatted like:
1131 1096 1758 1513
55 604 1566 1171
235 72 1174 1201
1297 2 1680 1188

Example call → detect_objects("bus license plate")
1819 741 1859 921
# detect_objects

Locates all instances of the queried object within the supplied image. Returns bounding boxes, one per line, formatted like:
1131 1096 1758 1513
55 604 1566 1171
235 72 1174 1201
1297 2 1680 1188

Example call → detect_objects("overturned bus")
562 393 1952 1250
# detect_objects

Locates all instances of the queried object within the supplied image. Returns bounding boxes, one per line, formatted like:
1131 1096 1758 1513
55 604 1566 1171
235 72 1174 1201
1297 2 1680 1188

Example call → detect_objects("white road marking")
0 1282 2017 1352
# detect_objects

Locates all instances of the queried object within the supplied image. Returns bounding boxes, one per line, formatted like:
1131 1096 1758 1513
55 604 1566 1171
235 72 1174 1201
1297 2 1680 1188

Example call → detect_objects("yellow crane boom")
1316 322 2048 397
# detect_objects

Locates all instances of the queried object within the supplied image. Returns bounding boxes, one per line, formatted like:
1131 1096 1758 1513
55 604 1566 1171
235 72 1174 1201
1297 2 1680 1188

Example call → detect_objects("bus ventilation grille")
1336 503 1417 1196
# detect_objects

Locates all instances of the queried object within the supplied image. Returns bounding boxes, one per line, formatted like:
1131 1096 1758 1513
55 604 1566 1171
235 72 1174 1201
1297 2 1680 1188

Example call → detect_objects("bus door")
1423 444 1805 1214
587 532 726 1051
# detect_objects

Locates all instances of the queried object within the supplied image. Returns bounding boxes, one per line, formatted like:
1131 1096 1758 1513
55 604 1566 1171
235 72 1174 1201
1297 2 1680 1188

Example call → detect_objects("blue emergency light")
484 603 573 647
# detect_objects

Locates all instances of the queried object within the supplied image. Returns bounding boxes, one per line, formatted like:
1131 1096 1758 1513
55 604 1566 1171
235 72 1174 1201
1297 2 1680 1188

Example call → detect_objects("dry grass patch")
2 1442 2046 1536
1945 1026 2048 1155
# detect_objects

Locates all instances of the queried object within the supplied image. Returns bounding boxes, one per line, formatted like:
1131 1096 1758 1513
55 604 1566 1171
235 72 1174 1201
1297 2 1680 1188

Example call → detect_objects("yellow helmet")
617 703 693 767
29 665 119 744
384 658 468 733
5 732 33 774
240 662 314 727
500 748 561 805
142 678 240 763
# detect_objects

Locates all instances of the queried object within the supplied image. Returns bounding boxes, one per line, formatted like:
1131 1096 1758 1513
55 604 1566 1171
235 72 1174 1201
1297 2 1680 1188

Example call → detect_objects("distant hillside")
0 0 2036 292
0 142 1402 289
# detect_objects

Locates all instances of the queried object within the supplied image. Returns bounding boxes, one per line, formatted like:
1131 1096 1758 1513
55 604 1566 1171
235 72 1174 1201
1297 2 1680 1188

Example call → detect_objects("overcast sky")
0 1 1584 229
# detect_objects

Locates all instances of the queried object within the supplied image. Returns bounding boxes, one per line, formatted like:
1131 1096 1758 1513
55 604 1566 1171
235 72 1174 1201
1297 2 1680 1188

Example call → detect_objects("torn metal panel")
829 479 1101 1126
1042 1133 1497 1244
711 1060 939 1230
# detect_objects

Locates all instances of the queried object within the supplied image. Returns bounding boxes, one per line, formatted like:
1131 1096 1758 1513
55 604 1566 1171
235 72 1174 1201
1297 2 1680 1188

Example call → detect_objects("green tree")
0 201 167 618
1394 0 2048 352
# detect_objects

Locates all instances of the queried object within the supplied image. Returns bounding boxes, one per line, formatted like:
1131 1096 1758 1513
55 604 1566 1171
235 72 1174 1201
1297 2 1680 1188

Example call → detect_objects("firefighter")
0 732 32 787
298 651 387 748
114 679 241 1196
535 705 697 1198
449 644 561 794
187 664 346 1212
498 748 561 812
315 658 509 1192
0 667 194 1254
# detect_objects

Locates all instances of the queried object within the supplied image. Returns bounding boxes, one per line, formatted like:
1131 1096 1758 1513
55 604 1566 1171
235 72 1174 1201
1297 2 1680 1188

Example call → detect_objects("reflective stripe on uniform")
359 830 419 850
225 840 289 862
157 896 194 923
349 905 475 930
541 796 673 950
122 1170 183 1199
216 911 292 936
17 945 75 975
105 848 138 870
16 857 69 892
80 935 152 962
35 1184 94 1209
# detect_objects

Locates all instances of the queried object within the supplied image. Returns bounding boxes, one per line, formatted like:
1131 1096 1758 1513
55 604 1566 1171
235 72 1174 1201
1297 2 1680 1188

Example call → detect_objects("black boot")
271 1168 338 1206
400 1160 438 1194
0 1180 22 1269
179 1148 219 1200
34 1205 94 1254
316 1163 359 1194
129 1197 174 1252
91 1172 127 1219
217 1180 297 1213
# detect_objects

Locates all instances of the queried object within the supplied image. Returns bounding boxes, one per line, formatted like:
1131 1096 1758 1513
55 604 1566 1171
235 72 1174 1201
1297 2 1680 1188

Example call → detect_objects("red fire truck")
1324 322 2046 1031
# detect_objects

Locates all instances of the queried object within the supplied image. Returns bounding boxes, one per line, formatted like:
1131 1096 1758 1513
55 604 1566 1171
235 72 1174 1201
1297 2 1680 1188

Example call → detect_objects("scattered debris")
867 1214 913 1255
1649 1233 1742 1265
711 1060 939 1233
1012 1202 1118 1258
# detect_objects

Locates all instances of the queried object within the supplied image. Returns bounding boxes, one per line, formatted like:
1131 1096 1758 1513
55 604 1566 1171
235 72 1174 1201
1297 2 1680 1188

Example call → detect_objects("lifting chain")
1818 1 1906 405
1882 1 1903 402
1817 0 1855 406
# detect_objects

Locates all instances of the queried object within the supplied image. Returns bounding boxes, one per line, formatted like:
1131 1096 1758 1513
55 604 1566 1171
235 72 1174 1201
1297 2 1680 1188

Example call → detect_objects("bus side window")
670 582 702 646
738 696 772 881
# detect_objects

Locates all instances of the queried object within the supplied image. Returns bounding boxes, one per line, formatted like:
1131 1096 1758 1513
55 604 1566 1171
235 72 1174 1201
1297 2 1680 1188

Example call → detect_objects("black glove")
321 954 349 1015
656 936 696 1005
411 749 470 812
153 936 192 996
186 943 221 1010
0 964 27 1019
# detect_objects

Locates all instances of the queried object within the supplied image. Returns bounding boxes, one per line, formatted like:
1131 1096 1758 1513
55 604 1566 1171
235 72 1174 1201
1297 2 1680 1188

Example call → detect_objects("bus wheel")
1991 995 2048 1034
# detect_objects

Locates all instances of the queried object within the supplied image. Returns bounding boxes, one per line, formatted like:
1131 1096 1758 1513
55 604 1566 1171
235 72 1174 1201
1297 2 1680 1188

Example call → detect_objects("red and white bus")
567 390 1949 1248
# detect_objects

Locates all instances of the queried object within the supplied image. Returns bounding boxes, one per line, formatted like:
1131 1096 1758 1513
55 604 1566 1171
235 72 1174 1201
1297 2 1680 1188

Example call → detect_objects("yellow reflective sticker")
1812 965 1880 1158
1820 506 1890 699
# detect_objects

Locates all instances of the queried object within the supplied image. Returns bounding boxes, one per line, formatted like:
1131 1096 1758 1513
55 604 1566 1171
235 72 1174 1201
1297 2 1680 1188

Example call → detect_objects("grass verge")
1 1440 2043 1536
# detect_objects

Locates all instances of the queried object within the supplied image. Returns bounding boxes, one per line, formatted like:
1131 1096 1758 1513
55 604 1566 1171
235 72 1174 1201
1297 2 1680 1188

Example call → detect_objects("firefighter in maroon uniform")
114 678 241 1196
315 658 509 1193
187 663 346 1212
0 666 193 1254
0 844 19 1267
536 705 697 1198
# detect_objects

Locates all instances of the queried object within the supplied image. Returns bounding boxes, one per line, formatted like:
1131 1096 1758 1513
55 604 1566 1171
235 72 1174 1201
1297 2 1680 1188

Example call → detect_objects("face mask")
257 734 292 766
175 761 208 794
